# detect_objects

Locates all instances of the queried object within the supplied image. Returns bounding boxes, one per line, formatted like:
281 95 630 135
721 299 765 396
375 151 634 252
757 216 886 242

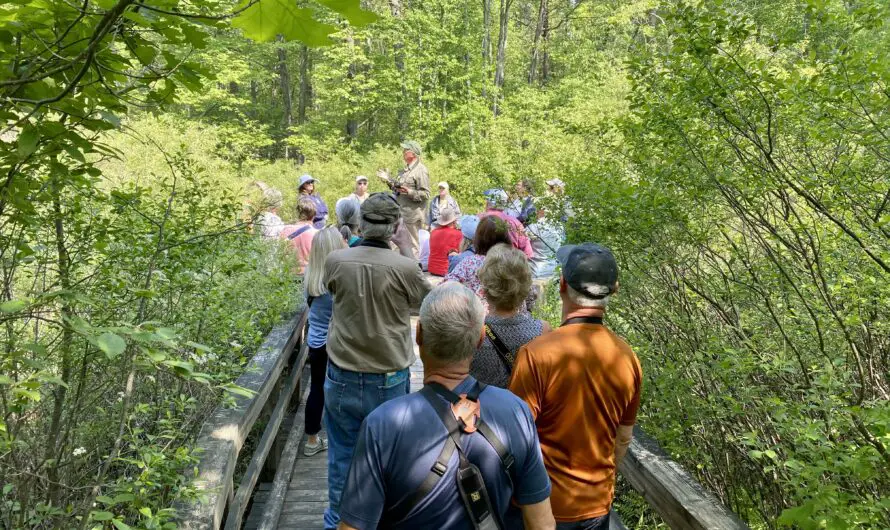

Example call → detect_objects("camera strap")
384 382 514 527
484 324 515 372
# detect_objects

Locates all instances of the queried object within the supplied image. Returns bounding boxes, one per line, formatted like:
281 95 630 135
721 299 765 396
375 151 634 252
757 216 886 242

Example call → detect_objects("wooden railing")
176 307 310 530
178 308 750 530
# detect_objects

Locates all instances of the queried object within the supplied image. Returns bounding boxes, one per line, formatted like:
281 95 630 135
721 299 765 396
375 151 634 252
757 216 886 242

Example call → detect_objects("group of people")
251 142 641 530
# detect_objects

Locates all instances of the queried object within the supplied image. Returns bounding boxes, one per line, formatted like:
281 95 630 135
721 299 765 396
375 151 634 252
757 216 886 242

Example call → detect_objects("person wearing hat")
376 140 431 258
347 175 370 204
298 174 330 229
322 192 432 529
427 181 461 228
480 188 534 259
509 243 642 529
426 207 463 276
448 214 480 273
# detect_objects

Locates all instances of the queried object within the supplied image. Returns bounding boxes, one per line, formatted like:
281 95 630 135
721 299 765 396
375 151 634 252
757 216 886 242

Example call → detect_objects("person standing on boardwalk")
302 228 345 457
337 282 555 530
472 244 551 388
323 192 432 530
427 181 461 228
347 175 370 204
278 198 319 275
376 140 430 258
299 173 330 229
509 243 642 530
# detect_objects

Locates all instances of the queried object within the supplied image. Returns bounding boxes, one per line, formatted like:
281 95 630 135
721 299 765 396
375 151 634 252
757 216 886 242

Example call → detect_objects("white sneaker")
304 437 328 457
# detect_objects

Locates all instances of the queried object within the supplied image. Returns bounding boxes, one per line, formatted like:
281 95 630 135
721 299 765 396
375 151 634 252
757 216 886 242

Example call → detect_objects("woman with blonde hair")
471 243 551 387
302 227 345 456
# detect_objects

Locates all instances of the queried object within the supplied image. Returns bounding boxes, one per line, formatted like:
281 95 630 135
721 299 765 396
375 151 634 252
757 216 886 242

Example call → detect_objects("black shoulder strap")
385 383 516 524
484 324 515 372
385 386 459 524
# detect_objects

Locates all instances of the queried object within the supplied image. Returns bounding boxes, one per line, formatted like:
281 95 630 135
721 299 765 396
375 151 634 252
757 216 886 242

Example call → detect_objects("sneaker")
304 437 328 457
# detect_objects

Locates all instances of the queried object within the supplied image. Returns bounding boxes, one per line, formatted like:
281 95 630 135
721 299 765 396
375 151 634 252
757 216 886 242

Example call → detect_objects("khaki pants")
401 206 424 259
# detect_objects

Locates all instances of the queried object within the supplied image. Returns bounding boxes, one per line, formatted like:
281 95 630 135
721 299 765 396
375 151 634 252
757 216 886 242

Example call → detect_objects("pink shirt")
279 222 318 274
479 210 534 258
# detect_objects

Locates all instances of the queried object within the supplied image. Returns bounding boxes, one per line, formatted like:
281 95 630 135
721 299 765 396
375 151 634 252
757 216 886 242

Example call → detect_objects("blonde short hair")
478 243 531 312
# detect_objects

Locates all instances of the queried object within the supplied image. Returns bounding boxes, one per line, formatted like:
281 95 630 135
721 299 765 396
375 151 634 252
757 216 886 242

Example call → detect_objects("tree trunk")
345 32 358 142
389 0 408 136
540 7 551 84
482 0 492 71
492 0 511 115
297 45 310 126
528 0 547 84
277 38 293 159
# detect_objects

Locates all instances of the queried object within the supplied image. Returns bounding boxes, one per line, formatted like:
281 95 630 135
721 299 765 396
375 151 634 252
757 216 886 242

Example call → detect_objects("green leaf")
112 493 135 504
17 125 39 158
97 333 127 359
112 519 133 530
91 510 114 521
222 383 255 398
314 0 378 26
138 507 152 518
0 375 13 385
0 299 27 313
163 360 194 376
96 495 115 505
232 0 337 44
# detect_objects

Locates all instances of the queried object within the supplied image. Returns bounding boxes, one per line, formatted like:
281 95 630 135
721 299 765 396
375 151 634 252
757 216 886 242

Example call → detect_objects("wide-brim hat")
435 208 458 227
556 243 618 299
298 174 317 189
459 214 480 240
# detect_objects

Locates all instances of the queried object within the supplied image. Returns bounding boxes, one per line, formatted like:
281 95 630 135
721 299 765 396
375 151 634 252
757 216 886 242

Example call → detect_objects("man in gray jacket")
322 192 432 529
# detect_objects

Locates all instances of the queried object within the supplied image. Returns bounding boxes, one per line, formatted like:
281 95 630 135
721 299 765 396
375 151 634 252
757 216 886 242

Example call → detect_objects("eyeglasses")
357 181 368 185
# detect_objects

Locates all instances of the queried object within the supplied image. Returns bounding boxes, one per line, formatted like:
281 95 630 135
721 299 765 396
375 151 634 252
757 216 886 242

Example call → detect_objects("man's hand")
396 186 410 195
520 498 556 530
376 168 391 182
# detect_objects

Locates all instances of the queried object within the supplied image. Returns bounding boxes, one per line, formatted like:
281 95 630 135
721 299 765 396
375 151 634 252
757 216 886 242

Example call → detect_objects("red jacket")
428 226 464 276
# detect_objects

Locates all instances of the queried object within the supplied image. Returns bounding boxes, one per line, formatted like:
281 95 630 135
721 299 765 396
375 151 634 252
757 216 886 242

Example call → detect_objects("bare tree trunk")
540 7 551 84
528 0 547 84
297 45 310 126
389 0 408 136
345 32 358 142
492 0 512 115
482 0 492 72
277 38 293 159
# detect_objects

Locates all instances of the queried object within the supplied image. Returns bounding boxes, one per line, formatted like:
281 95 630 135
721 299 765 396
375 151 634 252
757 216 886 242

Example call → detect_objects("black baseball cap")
556 243 619 299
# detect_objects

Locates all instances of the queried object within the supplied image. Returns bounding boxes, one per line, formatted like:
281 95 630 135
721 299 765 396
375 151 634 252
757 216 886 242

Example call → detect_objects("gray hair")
336 198 361 230
420 283 485 364
360 218 397 241
566 284 611 309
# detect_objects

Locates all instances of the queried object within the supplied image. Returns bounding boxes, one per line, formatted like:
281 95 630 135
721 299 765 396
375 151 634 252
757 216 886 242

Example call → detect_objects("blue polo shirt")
340 376 551 530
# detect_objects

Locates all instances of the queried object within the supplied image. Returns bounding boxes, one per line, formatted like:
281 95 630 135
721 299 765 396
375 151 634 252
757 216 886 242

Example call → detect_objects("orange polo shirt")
509 322 642 522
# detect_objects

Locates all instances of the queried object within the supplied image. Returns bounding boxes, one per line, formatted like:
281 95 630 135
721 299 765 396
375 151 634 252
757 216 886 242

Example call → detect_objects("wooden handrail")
176 307 309 530
619 426 750 529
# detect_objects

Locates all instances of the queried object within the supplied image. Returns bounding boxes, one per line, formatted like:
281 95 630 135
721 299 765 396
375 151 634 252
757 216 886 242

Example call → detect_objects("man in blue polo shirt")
337 283 555 530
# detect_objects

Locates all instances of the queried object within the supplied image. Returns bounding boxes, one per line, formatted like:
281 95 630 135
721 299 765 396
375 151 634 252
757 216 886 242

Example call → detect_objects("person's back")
325 242 430 372
339 378 550 529
428 225 463 276
509 243 641 528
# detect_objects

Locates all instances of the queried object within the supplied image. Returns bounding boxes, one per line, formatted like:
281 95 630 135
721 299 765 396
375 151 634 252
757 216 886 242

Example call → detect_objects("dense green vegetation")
1 0 888 528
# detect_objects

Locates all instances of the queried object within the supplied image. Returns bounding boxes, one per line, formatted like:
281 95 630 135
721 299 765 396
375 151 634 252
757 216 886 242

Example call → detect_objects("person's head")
478 244 532 314
459 215 480 247
262 187 283 212
298 174 317 195
417 282 485 366
545 178 565 195
296 197 317 222
473 216 511 256
305 227 346 297
434 207 458 229
360 192 401 241
483 188 509 211
515 179 534 197
401 140 422 165
335 198 361 240
354 175 369 195
437 181 449 199
556 243 619 311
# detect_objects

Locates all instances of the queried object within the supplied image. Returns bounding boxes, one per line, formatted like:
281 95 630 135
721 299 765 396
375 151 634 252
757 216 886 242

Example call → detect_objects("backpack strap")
287 225 312 240
484 324 515 373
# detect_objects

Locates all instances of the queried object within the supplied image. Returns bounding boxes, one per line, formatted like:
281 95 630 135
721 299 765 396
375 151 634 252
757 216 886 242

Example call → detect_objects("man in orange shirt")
509 243 642 529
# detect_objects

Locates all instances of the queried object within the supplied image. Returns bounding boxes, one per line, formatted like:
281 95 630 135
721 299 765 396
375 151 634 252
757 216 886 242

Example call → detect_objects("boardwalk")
243 318 425 530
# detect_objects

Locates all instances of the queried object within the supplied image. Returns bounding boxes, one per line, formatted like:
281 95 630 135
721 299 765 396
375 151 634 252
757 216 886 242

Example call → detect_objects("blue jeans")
323 362 410 529
556 512 611 530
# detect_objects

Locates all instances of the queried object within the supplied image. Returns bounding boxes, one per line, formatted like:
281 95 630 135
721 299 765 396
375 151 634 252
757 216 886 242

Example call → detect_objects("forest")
0 0 888 528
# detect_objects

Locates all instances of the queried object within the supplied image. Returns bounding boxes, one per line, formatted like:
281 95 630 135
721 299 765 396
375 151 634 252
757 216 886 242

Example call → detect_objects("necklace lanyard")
561 316 604 327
